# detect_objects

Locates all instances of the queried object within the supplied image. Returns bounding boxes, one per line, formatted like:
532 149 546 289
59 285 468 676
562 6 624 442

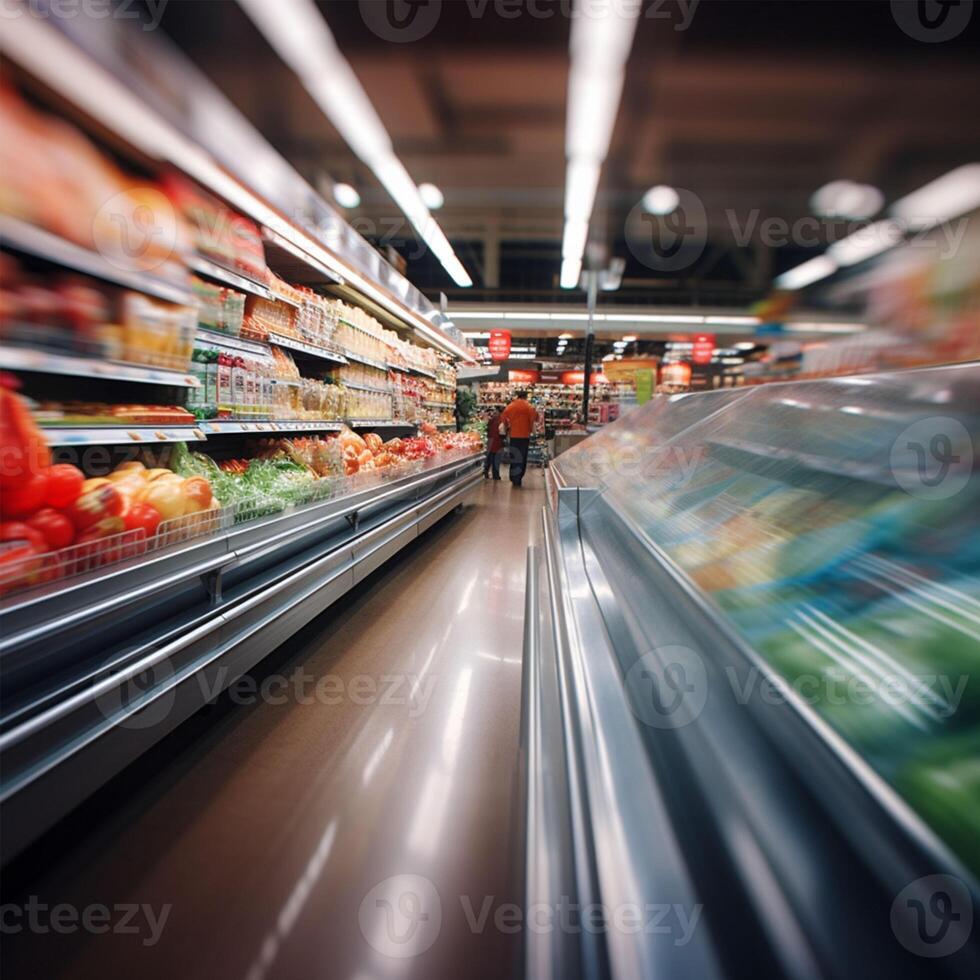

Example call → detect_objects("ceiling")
159 1 980 306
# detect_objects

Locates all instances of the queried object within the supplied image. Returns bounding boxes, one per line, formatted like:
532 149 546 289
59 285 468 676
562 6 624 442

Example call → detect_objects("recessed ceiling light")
811 180 883 220
418 182 445 210
621 334 637 342
641 185 680 215
333 182 361 209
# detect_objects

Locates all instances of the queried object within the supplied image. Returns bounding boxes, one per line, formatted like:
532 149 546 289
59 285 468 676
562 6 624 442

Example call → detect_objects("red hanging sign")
691 333 716 365
488 330 512 361
508 369 539 383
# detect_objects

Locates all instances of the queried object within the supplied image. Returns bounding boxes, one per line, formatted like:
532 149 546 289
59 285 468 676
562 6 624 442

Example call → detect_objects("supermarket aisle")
2 472 544 980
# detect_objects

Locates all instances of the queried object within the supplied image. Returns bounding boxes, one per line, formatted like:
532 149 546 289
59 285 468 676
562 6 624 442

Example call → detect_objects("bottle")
217 353 233 419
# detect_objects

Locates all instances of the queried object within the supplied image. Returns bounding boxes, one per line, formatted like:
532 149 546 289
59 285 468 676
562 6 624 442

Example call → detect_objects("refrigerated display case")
523 363 980 978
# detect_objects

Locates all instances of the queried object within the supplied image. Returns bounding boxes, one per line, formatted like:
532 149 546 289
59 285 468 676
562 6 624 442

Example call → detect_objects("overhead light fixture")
785 321 867 334
332 182 360 209
890 164 980 230
735 342 757 350
828 219 905 266
704 316 761 325
237 0 472 287
774 255 838 290
418 182 445 210
558 332 573 339
560 1 640 288
621 334 637 342
641 185 680 216
602 313 705 323
462 331 491 339
811 180 884 220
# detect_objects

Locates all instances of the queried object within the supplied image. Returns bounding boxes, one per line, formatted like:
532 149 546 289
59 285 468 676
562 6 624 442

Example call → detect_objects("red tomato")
66 485 124 531
0 520 47 553
0 471 49 519
123 503 162 538
26 508 75 551
44 464 84 508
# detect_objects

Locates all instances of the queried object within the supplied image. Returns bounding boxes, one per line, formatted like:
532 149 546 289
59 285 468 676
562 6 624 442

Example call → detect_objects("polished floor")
2 471 544 980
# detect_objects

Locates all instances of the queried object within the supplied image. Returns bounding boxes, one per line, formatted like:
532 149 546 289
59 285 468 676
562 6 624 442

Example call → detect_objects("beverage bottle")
217 353 233 419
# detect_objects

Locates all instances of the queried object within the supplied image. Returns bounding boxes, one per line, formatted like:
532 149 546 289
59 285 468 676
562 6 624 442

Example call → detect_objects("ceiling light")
774 255 838 290
621 334 637 342
703 316 761 325
735 342 757 350
332 182 360 209
828 219 904 266
559 332 573 340
418 182 444 210
785 322 867 334
237 0 471 287
641 185 680 216
560 1 640 289
602 313 705 323
560 255 583 290
890 164 980 230
811 180 884 219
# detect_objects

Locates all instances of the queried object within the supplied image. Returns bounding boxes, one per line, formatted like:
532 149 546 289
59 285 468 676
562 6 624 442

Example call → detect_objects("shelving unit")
41 424 207 446
0 346 199 388
0 215 192 306
187 254 275 302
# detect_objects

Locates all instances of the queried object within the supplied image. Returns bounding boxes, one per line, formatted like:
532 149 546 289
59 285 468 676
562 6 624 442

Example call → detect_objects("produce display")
1 374 480 597
556 374 980 877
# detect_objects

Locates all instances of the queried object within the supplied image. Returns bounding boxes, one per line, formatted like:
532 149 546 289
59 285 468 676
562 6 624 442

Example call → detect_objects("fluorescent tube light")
828 220 904 266
774 255 838 290
890 164 980 230
237 0 472 287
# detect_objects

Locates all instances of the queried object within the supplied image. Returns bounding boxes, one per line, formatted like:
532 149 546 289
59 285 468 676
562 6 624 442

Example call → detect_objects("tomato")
0 471 49 519
26 508 75 550
0 520 47 553
43 463 84 508
75 516 132 567
66 484 124 531
124 503 162 538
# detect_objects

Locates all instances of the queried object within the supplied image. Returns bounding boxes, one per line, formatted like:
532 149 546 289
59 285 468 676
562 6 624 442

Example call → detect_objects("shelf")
41 424 207 446
434 380 457 390
261 226 344 287
394 363 438 379
268 332 348 365
343 349 389 372
347 419 415 429
199 419 343 435
195 328 271 357
437 422 456 429
422 400 453 409
187 254 275 301
0 216 192 305
341 381 393 395
0 346 199 388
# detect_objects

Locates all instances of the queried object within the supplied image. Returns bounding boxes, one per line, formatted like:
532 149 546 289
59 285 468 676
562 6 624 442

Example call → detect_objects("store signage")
635 369 654 405
508 369 539 383
662 362 692 386
488 330 511 361
539 371 563 383
601 357 660 384
691 333 716 365
561 371 606 386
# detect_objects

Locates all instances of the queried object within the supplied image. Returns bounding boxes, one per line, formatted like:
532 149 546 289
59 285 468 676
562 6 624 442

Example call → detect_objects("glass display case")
527 364 980 979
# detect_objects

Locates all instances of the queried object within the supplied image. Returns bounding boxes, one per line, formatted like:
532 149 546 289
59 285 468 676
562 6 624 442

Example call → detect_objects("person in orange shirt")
501 389 537 487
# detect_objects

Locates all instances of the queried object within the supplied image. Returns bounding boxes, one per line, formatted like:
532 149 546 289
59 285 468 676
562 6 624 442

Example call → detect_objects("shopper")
501 389 537 487
484 405 504 480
